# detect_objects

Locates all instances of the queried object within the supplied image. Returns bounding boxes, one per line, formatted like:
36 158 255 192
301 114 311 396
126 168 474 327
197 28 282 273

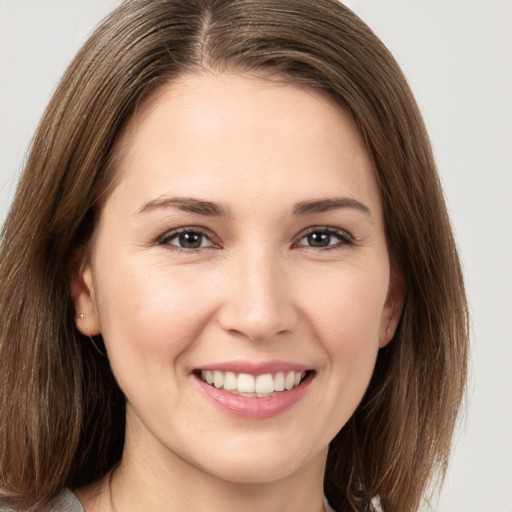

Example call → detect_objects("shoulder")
0 489 84 512
41 489 85 512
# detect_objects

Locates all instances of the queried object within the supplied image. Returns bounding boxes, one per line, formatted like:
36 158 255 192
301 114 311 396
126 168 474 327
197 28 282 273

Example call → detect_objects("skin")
72 73 404 512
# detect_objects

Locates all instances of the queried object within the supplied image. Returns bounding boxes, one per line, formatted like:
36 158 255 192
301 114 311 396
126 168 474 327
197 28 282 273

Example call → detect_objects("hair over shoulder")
0 1 469 511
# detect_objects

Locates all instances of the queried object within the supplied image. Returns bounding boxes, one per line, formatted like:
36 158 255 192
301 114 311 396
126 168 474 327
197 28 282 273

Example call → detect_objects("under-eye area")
194 369 315 397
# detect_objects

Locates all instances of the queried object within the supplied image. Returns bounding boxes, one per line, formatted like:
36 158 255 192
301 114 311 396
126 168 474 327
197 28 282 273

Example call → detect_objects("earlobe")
379 267 406 348
70 261 101 336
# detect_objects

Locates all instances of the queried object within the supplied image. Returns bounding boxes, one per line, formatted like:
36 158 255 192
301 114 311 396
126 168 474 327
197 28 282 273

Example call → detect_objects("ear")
379 266 406 348
70 257 101 336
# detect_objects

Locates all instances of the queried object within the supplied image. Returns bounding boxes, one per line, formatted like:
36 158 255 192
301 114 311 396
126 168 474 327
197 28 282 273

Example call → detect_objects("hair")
0 1 469 511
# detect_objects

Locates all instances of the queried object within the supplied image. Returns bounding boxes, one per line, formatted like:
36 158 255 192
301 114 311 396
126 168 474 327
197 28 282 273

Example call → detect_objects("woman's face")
73 73 402 485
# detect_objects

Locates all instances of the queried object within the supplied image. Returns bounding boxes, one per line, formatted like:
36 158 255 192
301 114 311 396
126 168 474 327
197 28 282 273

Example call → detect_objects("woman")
0 1 469 511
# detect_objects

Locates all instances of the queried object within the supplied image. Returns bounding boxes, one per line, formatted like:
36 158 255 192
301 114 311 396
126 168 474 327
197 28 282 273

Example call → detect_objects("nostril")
217 306 298 343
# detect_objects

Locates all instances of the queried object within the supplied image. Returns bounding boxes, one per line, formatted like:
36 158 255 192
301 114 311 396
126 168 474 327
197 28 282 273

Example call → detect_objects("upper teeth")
200 370 306 396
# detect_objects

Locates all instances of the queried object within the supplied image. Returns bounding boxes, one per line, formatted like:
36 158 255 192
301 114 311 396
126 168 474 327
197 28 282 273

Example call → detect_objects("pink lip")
193 370 314 420
196 359 310 375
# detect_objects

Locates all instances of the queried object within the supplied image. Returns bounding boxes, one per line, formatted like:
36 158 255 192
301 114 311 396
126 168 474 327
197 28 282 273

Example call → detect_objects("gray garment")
0 488 335 511
41 489 85 512
0 489 84 512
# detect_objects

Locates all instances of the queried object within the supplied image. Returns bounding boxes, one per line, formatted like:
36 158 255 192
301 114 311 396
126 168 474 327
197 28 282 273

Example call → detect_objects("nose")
217 246 299 343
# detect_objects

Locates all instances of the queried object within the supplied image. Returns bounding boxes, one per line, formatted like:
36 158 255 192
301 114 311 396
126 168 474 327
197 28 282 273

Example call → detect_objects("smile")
193 361 314 418
198 370 308 397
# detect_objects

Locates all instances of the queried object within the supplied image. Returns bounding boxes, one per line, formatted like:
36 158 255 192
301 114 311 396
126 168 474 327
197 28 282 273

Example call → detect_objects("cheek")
307 261 387 339
306 263 387 384
94 256 215 384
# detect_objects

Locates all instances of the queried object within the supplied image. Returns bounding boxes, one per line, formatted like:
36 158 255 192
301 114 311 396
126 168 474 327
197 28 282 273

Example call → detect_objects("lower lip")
194 372 313 419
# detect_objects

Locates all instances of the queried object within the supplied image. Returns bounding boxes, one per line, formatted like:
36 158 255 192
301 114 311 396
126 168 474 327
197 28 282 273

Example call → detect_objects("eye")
295 227 353 249
158 228 216 251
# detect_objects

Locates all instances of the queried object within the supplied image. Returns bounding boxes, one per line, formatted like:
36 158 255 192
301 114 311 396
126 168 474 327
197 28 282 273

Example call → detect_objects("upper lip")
194 359 311 375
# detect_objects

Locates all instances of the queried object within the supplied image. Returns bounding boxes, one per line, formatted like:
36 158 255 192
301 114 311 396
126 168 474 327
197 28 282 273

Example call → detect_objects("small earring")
76 313 84 320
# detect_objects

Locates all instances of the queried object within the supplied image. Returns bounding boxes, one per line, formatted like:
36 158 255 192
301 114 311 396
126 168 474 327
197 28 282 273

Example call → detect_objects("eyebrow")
293 197 371 217
137 196 229 217
136 195 371 218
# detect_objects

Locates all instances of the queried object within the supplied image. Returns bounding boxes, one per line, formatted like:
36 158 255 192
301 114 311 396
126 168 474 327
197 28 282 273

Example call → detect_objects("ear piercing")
76 313 84 320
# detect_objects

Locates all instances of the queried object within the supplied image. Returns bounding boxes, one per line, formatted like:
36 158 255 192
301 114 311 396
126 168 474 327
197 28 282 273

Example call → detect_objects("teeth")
255 374 274 394
213 371 223 388
237 373 255 393
284 371 295 390
223 371 237 391
199 369 307 396
274 372 285 391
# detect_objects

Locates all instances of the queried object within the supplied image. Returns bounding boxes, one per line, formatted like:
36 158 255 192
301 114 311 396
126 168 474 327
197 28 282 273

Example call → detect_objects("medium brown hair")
0 1 469 511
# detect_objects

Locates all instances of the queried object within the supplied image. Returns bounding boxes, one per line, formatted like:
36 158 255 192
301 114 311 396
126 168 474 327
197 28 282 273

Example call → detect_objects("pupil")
179 232 202 249
308 232 330 247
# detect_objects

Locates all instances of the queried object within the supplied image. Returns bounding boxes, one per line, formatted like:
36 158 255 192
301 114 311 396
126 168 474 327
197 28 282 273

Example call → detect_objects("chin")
187 437 325 485
206 458 306 485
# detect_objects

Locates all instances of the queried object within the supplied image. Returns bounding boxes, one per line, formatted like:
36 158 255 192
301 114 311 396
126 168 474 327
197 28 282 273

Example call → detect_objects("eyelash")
157 226 354 253
293 226 354 251
157 227 218 253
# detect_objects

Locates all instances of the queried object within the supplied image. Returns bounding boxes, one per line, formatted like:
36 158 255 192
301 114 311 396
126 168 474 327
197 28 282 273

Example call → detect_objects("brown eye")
296 228 352 249
178 232 203 249
307 232 331 247
159 228 215 251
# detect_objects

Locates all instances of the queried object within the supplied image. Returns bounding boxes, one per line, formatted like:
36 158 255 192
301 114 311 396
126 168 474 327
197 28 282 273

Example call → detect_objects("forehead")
109 72 381 218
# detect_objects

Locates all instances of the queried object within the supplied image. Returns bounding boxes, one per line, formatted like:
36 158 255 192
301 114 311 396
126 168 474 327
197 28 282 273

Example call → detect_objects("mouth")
193 369 313 398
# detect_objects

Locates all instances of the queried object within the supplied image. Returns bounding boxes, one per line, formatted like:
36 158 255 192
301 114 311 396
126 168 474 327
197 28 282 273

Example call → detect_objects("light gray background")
1 1 511 511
